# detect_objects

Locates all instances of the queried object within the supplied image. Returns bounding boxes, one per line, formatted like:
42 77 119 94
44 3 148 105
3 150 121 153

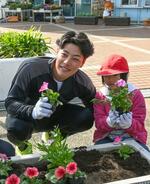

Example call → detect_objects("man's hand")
118 112 132 129
106 110 120 128
32 97 53 120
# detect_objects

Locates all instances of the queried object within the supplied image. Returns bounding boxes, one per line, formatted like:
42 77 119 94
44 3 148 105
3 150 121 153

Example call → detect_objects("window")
122 0 137 5
145 0 150 6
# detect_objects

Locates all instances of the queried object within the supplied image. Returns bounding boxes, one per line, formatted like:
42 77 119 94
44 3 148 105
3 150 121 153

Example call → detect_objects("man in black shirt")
5 31 96 155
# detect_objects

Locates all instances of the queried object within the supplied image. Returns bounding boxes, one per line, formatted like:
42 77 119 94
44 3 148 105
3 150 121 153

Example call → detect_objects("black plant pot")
116 108 129 115
116 108 124 115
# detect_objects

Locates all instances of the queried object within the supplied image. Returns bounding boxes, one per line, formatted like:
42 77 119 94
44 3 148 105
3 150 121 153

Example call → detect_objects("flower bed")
8 139 150 184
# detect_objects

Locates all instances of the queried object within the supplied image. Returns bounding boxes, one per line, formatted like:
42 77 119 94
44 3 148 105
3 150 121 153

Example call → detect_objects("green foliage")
4 2 32 10
0 159 12 177
32 4 43 10
109 86 132 113
0 26 51 58
117 145 135 160
20 176 42 184
36 127 74 169
42 89 62 108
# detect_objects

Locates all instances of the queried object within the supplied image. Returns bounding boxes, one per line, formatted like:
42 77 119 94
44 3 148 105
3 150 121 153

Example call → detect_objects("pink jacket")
93 84 147 144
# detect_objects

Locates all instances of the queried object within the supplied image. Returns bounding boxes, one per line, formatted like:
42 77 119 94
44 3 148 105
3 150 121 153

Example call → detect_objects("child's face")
103 74 120 89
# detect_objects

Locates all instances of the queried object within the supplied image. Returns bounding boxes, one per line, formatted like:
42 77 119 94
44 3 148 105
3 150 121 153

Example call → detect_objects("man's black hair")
56 31 94 59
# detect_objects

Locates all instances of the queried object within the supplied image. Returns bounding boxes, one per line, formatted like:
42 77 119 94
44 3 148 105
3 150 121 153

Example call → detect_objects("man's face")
53 43 85 81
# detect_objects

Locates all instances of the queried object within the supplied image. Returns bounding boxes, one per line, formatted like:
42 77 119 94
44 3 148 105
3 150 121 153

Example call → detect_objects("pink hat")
97 54 129 76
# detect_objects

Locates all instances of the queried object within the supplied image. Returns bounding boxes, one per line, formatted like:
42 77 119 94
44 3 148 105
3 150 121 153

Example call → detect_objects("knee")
84 108 94 127
6 116 33 144
77 108 94 130
7 128 29 144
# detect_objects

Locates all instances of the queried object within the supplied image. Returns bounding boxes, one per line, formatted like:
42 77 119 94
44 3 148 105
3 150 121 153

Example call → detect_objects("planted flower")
0 153 12 178
0 127 86 184
4 167 42 184
36 127 86 184
117 144 135 160
113 136 135 160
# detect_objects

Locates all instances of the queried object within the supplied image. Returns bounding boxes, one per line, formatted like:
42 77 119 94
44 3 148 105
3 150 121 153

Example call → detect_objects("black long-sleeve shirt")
5 57 96 121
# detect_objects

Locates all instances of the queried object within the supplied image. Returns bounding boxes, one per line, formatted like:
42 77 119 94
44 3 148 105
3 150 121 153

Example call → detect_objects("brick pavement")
0 22 150 90
0 20 150 147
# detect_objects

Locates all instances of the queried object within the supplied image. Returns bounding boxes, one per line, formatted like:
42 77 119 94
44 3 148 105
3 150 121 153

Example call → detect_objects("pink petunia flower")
39 82 49 93
55 166 66 180
115 79 126 87
114 136 122 144
66 162 77 175
5 174 20 184
24 167 39 178
0 153 8 161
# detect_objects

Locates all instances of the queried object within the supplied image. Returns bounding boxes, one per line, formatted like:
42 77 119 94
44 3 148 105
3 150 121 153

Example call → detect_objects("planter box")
0 54 54 102
74 16 98 25
104 16 130 26
11 139 150 184
0 58 28 101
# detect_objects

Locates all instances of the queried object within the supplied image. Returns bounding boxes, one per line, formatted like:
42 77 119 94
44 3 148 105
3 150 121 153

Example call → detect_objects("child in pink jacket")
93 54 149 150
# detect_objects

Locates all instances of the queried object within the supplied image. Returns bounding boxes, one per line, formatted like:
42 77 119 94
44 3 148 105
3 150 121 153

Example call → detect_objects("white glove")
118 112 132 129
106 110 120 128
32 97 53 120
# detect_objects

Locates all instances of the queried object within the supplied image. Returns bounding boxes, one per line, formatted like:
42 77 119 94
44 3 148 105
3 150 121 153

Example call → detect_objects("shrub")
0 27 52 58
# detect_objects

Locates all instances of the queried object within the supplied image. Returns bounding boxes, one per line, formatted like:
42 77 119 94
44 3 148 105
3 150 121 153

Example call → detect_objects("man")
5 31 96 155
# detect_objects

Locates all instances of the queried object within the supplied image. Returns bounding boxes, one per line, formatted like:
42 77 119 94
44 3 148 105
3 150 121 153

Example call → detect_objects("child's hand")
118 112 132 129
106 110 119 128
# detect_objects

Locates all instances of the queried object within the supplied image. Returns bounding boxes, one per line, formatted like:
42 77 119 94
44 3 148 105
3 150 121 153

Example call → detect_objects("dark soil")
73 147 150 184
7 147 150 184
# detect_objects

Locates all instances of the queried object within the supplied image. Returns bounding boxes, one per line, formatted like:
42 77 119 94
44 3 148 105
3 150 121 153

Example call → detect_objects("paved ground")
0 19 150 148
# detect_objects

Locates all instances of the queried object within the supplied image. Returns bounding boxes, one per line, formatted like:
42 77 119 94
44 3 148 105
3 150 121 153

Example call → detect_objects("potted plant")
74 13 99 25
0 26 52 101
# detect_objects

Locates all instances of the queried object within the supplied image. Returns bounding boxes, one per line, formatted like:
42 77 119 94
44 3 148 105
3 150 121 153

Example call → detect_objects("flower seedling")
39 82 62 109
37 127 74 169
36 127 86 183
0 154 12 178
1 127 86 183
108 79 132 114
117 144 135 160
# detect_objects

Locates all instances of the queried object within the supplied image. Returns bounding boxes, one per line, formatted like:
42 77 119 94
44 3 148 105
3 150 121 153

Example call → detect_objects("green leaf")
0 26 52 58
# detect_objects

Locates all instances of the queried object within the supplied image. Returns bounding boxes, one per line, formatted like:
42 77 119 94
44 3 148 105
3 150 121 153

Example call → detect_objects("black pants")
6 104 94 145
0 139 15 157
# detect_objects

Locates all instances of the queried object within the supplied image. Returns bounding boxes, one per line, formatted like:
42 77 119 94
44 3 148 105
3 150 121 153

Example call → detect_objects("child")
93 54 148 150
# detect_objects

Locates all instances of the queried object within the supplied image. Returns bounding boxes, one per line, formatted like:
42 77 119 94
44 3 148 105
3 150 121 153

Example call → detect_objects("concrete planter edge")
11 139 150 184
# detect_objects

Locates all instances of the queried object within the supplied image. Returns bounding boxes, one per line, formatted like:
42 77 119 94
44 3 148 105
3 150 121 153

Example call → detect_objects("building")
1 0 150 23
0 0 104 19
113 0 150 23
